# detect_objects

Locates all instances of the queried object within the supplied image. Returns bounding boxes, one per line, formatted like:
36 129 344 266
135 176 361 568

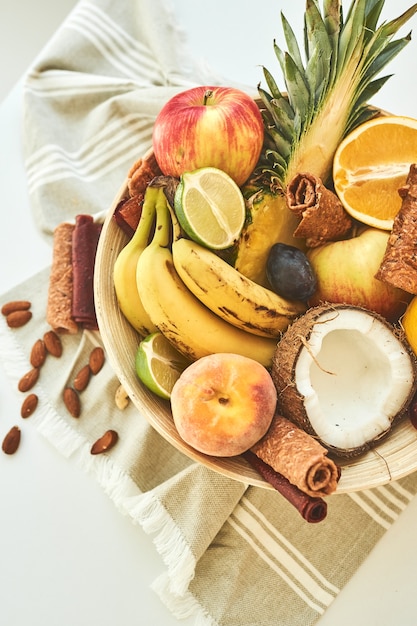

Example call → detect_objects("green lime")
135 332 190 399
174 167 246 250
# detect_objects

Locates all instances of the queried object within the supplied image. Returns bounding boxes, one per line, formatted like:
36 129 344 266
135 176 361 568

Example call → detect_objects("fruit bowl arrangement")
94 0 417 494
94 177 417 494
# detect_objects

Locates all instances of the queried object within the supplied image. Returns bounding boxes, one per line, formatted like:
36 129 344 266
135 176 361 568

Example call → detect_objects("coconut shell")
271 303 417 459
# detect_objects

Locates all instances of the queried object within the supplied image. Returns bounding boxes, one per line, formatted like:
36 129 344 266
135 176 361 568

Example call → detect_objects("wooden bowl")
94 181 417 494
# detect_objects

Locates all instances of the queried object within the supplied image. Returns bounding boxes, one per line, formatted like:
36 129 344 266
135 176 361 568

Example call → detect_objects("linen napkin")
1 0 417 624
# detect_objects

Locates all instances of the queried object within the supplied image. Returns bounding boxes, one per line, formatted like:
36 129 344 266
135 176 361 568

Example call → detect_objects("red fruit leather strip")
243 451 327 523
113 195 143 239
72 215 102 330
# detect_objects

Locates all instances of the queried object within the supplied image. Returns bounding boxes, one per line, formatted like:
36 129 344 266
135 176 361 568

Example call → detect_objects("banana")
113 186 159 336
136 188 277 367
172 237 306 338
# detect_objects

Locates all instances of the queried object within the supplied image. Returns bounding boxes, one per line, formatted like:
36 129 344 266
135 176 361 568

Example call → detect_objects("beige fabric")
2 274 417 625
1 0 416 624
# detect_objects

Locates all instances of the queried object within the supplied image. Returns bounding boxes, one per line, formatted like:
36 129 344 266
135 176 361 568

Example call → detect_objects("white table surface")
2 1 417 624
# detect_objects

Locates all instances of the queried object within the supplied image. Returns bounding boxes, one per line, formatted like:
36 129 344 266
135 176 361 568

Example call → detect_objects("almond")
2 426 21 454
21 393 39 418
1 300 31 316
89 346 105 375
43 330 62 357
18 367 39 392
30 339 47 368
73 364 91 392
90 429 118 455
6 309 32 328
115 383 129 410
63 387 81 418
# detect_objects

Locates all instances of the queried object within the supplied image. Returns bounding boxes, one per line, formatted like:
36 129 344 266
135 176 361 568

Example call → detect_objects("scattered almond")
2 426 21 454
6 310 32 328
73 364 91 392
1 300 31 316
90 429 118 455
89 346 105 375
21 393 39 418
115 383 129 410
18 367 40 393
30 339 47 368
43 330 62 357
63 387 81 418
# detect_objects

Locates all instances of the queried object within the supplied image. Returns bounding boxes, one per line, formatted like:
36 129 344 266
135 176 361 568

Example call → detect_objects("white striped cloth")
8 0 417 624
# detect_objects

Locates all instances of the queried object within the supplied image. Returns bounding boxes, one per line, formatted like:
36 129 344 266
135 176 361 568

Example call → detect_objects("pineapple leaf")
261 66 284 100
363 34 412 82
336 0 366 79
282 52 311 126
306 46 331 107
263 151 288 179
268 103 296 142
305 0 333 63
345 104 380 134
322 0 342 83
281 12 304 70
304 0 334 103
258 82 295 140
354 74 392 108
376 3 417 38
364 0 385 32
262 122 292 158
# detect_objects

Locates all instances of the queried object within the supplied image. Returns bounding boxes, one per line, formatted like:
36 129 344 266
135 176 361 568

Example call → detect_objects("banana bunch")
172 237 306 338
113 186 159 336
135 185 278 367
114 179 305 367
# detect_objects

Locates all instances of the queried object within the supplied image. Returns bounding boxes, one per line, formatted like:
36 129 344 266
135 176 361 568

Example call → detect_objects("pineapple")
235 0 417 286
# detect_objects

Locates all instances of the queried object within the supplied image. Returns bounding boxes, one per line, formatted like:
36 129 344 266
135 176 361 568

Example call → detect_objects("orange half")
333 115 417 229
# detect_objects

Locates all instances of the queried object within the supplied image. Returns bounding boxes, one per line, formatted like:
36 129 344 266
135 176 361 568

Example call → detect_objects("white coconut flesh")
294 308 415 451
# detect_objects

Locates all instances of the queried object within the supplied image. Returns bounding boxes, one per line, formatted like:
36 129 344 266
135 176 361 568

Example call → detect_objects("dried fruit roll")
286 172 353 247
376 163 417 294
243 451 327 523
250 414 340 498
46 222 78 334
72 215 102 330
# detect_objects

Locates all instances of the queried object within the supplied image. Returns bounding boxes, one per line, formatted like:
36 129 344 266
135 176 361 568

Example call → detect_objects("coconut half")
272 304 417 458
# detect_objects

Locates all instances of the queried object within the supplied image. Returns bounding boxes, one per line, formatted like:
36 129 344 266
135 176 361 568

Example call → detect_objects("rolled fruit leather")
243 450 328 523
71 215 102 330
46 222 78 334
250 414 340 498
286 172 353 247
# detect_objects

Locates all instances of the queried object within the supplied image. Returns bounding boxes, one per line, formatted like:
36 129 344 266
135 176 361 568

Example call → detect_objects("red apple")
152 86 264 186
307 227 412 322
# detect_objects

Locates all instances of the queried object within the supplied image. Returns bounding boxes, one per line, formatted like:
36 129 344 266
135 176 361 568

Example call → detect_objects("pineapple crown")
256 0 417 189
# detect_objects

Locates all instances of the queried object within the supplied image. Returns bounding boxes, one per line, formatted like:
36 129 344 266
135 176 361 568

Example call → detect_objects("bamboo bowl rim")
94 180 417 494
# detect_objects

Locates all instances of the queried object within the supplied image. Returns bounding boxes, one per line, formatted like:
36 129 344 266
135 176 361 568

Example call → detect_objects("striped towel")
1 0 414 624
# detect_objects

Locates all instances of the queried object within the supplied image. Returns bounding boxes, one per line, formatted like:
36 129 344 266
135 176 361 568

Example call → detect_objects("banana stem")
131 185 160 246
151 188 171 248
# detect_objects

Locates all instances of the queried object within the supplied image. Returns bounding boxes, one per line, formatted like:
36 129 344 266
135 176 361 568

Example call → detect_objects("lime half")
174 167 246 250
135 332 190 399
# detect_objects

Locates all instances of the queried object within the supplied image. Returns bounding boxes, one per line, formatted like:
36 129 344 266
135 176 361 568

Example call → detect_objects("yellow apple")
308 227 412 322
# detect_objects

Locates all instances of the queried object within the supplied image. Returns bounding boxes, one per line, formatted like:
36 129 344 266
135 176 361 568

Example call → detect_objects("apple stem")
203 89 213 106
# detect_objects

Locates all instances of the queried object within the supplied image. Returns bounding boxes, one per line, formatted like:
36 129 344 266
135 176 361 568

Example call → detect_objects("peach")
170 353 277 457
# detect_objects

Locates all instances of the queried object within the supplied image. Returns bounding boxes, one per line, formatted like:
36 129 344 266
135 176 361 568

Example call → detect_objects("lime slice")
174 167 246 249
135 332 190 399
